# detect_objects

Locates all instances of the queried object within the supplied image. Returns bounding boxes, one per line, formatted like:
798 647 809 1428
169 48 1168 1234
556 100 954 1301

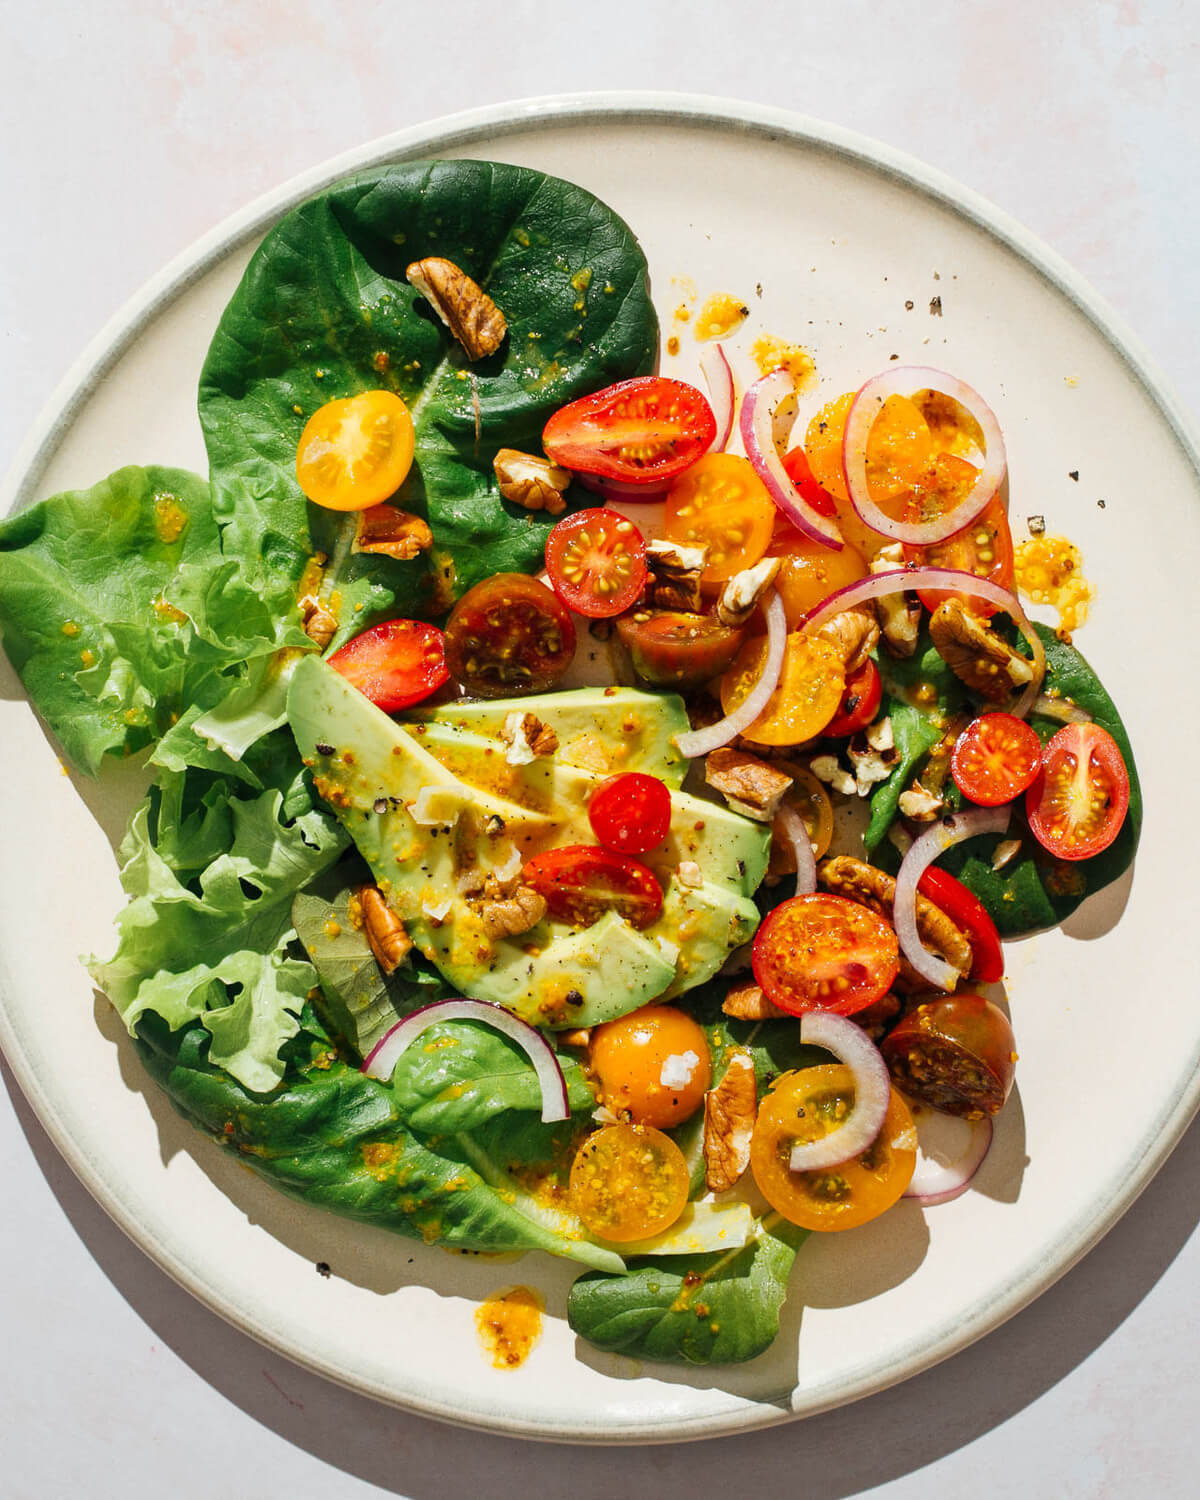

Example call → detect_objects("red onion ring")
362 998 570 1123
578 472 673 503
700 344 735 453
895 808 1011 989
788 1011 892 1172
674 591 787 758
1032 693 1093 725
842 367 1007 545
903 1108 994 1206
801 567 1046 719
775 804 817 895
741 370 844 551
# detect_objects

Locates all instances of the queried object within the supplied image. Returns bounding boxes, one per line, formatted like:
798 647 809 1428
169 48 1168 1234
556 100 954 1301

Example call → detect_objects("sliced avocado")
411 686 690 787
651 878 761 999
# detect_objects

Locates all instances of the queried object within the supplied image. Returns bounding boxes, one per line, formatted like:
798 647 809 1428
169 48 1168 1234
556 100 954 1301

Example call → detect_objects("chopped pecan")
299 595 338 650
704 747 794 822
929 598 1036 702
676 860 703 889
558 1028 592 1049
493 448 570 516
847 727 899 796
870 544 920 657
643 539 707 612
813 607 880 673
499 711 558 765
817 854 973 988
716 557 782 627
353 504 433 561
473 881 547 943
809 753 856 797
991 837 1023 871
898 785 945 822
406 257 507 360
359 885 413 976
704 1049 758 1193
722 979 788 1021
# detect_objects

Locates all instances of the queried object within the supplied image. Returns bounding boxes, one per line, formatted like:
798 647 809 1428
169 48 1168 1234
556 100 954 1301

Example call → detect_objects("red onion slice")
775 804 817 895
895 808 1011 989
842 367 1007 545
674 591 787 758
578 472 672 503
903 1107 994 1206
1031 692 1093 725
801 566 1046 719
362 998 570 1123
741 370 844 551
700 344 735 453
788 1011 892 1172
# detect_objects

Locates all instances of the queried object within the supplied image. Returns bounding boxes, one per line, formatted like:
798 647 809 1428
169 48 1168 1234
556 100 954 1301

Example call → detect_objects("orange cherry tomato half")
823 659 882 738
615 610 746 689
295 391 415 511
917 867 1005 984
752 892 900 1016
522 845 663 930
444 573 575 698
588 1005 712 1128
544 508 647 618
768 519 870 628
782 446 838 518
750 1066 917 1231
662 452 776 582
327 619 448 713
588 772 672 856
542 376 716 485
569 1123 690 1242
880 993 1016 1117
950 712 1043 806
1025 723 1130 862
719 631 846 746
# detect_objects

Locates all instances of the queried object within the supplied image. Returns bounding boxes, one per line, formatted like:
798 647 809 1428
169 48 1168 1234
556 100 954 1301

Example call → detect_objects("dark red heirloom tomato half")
327 619 448 712
615 610 746 689
880 993 1016 1117
444 573 575 697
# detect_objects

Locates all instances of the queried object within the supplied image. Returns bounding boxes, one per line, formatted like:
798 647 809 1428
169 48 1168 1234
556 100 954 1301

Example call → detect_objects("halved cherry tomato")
544 508 647 618
444 573 575 697
589 1006 711 1128
719 632 846 746
663 453 776 582
951 712 1042 806
1025 723 1130 862
542 376 716 485
881 993 1016 1117
327 619 448 712
823 659 882 738
768 519 870 628
782 447 838 518
295 391 415 511
917 867 1005 984
588 772 672 856
615 610 745 689
752 892 900 1016
750 1066 917 1231
569 1122 689 1242
904 488 1014 617
804 393 855 504
522 845 663 930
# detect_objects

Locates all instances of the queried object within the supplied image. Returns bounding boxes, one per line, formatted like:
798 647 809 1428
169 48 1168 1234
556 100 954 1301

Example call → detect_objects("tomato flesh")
544 508 647 618
542 376 716 484
951 712 1043 806
1025 723 1130 861
782 446 838 518
881 993 1016 1117
327 619 448 713
444 573 575 697
904 490 1015 617
615 610 745 689
589 1006 711 1129
295 391 415 511
917 867 1005 983
588 772 672 856
752 892 900 1016
750 1066 917 1231
522 845 663 930
823 659 882 738
569 1122 690 1242
719 631 846 746
663 453 776 582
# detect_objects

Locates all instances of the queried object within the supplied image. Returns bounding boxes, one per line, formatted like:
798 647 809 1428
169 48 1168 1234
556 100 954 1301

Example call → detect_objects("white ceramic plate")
1 94 1198 1444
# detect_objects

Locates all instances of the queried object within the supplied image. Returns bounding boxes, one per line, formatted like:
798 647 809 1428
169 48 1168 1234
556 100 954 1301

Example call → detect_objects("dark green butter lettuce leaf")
198 158 659 630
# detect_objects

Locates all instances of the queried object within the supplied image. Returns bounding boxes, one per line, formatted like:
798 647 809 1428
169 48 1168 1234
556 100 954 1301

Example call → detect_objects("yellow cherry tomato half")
295 390 415 511
569 1122 690 1243
719 631 845 746
663 452 776 583
769 519 870 627
750 1065 917 1232
589 1004 712 1129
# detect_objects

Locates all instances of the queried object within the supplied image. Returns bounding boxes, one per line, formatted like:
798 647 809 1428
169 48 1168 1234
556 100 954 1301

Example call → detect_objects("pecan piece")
870 544 920 657
493 448 570 516
499 711 558 765
299 596 338 650
814 607 880 673
929 598 1035 702
406 257 507 360
475 882 547 943
704 1049 758 1192
716 557 782 627
705 747 794 822
359 885 413 975
353 504 433 561
643 539 707 613
722 979 788 1021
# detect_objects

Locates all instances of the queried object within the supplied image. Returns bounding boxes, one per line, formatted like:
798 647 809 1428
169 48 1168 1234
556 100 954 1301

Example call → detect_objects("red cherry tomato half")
1025 723 1130 862
917 867 1005 984
588 772 672 855
544 508 647 618
522 846 663 930
752 893 900 1016
327 619 449 713
951 712 1043 806
542 376 716 485
444 573 575 698
822 659 882 738
782 447 838 518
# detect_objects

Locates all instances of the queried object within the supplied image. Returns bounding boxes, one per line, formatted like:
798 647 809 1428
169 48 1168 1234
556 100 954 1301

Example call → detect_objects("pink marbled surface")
1 3 1197 1496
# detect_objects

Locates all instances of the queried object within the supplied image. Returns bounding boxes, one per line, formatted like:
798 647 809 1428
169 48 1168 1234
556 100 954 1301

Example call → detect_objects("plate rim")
1 89 1198 1445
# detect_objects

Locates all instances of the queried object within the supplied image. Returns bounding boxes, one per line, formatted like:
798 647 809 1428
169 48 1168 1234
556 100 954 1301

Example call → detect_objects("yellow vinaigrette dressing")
475 1286 544 1370
1014 534 1095 634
